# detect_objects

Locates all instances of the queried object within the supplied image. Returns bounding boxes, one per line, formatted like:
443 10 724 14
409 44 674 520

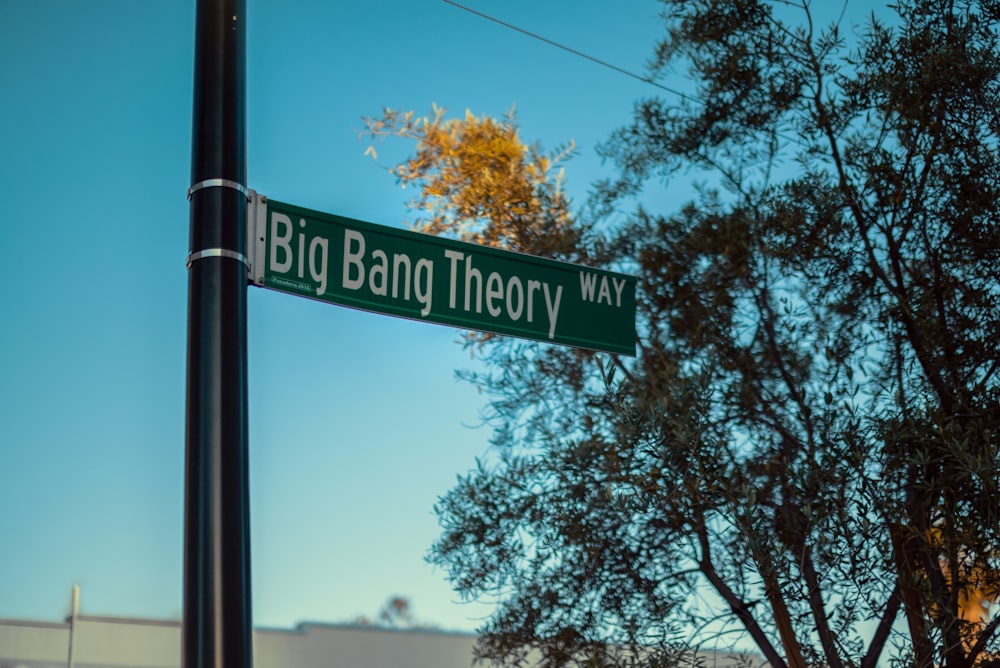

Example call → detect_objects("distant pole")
67 584 79 668
183 0 252 667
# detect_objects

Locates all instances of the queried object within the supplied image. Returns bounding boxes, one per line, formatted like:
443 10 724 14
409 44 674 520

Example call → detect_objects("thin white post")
67 584 79 668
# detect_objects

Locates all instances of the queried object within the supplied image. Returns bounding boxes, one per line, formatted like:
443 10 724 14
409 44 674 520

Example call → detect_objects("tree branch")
967 613 1000 666
801 545 846 668
860 584 901 668
695 523 789 668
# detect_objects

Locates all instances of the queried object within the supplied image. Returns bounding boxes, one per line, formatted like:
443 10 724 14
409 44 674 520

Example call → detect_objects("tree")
363 1 1000 666
351 595 426 629
378 596 415 628
362 104 579 258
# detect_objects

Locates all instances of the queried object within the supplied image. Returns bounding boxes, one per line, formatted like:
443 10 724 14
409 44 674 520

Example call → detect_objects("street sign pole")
184 0 252 667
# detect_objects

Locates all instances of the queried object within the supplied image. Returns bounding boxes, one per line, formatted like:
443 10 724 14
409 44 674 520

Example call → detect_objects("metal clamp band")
187 178 250 200
186 248 249 268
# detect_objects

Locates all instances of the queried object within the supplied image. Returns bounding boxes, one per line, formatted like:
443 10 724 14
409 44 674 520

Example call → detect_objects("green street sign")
248 194 636 355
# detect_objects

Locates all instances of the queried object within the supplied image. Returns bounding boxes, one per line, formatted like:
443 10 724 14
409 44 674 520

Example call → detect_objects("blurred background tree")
351 595 426 629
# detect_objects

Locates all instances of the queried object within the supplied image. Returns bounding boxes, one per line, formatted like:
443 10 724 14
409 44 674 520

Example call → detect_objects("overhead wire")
441 0 698 103
441 0 808 157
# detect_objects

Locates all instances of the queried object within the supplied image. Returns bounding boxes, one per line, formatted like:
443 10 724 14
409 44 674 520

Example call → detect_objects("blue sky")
0 0 883 634
0 0 669 632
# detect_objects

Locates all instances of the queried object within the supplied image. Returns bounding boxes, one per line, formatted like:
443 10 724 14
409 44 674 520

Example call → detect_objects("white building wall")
0 616 757 668
0 616 480 668
73 618 180 668
255 625 477 668
0 619 70 666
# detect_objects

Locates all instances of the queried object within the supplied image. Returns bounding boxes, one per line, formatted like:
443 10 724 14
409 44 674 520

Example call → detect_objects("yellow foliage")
360 105 579 260
926 527 999 624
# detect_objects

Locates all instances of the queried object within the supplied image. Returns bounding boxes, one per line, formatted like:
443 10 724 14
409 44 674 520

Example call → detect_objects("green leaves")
371 2 1000 665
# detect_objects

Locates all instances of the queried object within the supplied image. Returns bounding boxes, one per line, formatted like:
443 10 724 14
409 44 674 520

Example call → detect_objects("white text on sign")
268 214 570 339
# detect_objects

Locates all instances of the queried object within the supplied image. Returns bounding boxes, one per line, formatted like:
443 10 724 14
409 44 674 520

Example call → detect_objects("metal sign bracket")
246 190 267 285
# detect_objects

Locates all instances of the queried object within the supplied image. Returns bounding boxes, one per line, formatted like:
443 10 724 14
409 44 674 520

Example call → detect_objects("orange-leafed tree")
363 105 579 259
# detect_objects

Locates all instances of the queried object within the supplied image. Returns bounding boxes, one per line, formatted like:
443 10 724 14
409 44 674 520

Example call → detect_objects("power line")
441 0 812 152
441 0 696 102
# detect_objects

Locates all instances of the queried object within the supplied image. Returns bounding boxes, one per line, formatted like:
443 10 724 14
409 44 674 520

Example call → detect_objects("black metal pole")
184 0 251 667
